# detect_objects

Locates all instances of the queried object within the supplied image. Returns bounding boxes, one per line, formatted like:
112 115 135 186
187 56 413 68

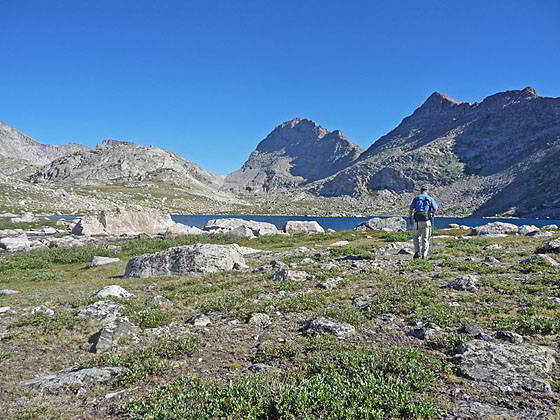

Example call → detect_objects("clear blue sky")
2 0 559 174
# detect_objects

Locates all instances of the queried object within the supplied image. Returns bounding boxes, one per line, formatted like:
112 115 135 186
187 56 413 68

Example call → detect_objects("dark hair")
420 186 428 193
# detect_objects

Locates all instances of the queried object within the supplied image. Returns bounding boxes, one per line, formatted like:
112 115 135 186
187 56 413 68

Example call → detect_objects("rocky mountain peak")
414 92 464 115
224 118 363 192
257 118 330 152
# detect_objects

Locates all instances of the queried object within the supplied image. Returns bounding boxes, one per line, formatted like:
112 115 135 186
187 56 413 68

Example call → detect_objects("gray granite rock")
473 222 519 236
518 225 539 235
528 230 553 238
447 275 480 291
453 339 556 393
519 254 559 267
408 323 441 340
306 317 355 338
353 295 373 310
542 238 560 253
272 269 309 282
188 314 211 327
21 367 127 392
31 305 55 316
247 363 273 373
317 277 344 290
496 330 524 344
89 318 134 353
124 243 247 278
229 225 256 239
248 313 271 328
0 233 30 251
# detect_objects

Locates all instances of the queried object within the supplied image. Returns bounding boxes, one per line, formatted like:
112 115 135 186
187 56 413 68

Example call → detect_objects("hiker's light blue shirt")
409 194 439 212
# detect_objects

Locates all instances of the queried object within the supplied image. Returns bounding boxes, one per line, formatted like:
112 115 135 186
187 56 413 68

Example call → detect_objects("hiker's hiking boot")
413 253 420 259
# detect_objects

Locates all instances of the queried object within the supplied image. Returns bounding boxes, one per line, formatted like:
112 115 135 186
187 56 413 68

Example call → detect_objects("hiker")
408 186 439 259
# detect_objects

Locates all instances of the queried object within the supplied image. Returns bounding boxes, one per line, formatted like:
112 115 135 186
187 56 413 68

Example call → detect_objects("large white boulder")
71 208 186 236
519 225 539 236
0 233 30 251
472 222 520 236
284 221 325 234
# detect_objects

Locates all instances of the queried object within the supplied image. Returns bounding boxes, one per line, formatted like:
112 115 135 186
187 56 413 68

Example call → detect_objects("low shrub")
81 335 200 386
121 346 444 419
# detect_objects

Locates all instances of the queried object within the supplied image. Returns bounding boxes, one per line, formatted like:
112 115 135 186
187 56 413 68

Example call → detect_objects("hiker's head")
420 186 428 194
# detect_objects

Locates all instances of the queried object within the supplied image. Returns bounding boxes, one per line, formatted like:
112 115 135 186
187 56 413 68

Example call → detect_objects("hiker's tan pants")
414 220 432 258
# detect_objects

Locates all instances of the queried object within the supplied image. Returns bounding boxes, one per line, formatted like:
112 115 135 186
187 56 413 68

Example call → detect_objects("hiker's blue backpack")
414 195 432 222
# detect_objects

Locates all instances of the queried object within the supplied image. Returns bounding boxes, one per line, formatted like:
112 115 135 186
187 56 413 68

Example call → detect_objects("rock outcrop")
454 339 556 394
124 243 247 278
71 208 192 236
21 367 126 392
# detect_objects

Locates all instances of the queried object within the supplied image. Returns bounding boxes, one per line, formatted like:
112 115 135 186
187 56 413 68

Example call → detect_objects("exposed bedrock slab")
124 243 247 278
21 367 127 392
453 339 556 394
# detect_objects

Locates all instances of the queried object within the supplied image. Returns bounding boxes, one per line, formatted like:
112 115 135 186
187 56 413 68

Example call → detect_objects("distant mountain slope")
0 122 89 177
314 87 560 217
223 118 364 192
28 139 226 193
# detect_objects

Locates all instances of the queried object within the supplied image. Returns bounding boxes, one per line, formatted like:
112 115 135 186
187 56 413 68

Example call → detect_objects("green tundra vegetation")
1 227 559 419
